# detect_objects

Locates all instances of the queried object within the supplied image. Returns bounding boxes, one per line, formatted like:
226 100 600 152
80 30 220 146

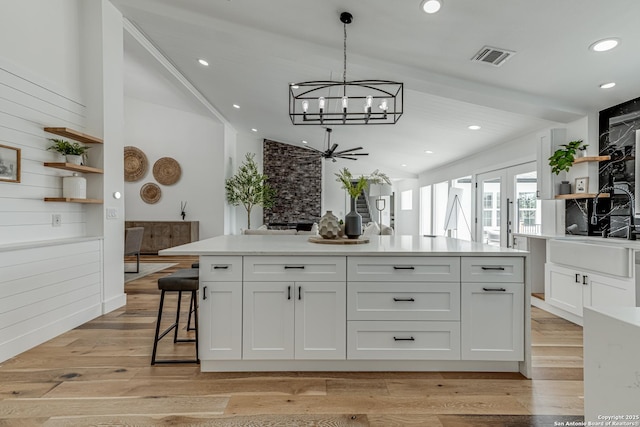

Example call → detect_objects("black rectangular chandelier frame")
289 80 403 125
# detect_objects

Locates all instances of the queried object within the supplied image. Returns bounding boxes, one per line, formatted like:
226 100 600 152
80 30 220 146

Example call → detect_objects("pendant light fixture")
289 12 403 125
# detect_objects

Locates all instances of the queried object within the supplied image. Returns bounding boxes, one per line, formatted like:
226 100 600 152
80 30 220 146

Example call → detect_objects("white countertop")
160 235 528 257
584 306 640 328
514 233 640 250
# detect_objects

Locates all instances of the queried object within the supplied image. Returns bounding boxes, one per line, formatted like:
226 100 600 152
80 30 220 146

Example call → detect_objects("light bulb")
365 95 373 108
341 96 348 110
421 0 442 14
378 99 388 111
301 100 309 112
318 97 326 111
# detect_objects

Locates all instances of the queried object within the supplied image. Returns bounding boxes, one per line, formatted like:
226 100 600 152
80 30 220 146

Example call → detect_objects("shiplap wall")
0 61 89 245
0 239 102 362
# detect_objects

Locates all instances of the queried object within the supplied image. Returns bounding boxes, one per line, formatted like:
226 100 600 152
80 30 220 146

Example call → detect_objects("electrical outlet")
106 208 119 220
52 214 62 227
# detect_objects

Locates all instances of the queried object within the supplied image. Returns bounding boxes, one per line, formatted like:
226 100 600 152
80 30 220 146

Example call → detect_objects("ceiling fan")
303 128 369 162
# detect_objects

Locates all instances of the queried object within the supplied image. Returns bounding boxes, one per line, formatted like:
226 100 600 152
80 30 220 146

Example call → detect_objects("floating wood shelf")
555 193 610 200
44 198 103 204
44 127 103 144
43 162 103 174
573 155 611 164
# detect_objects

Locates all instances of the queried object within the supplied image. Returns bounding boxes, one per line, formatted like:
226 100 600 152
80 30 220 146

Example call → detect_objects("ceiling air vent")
471 46 516 67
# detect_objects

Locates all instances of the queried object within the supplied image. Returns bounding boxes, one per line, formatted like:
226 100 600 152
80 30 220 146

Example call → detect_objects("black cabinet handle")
213 265 229 270
393 337 415 341
575 273 581 283
482 287 506 292
582 275 588 285
284 265 305 269
393 297 415 302
287 286 291 300
298 286 302 300
481 266 505 271
203 286 207 300
393 266 415 270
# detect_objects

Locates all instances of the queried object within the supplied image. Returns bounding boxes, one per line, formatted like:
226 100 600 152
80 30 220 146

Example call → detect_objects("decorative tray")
308 236 370 245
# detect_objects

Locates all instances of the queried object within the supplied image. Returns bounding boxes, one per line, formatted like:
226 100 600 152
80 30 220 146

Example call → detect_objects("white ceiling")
110 0 640 177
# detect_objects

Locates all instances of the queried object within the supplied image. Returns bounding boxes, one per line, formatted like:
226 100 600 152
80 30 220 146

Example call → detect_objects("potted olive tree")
225 153 276 230
47 139 90 165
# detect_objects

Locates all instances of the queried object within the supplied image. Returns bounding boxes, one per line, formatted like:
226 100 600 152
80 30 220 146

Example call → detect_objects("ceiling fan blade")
334 147 364 155
327 143 339 156
345 153 369 156
338 156 358 161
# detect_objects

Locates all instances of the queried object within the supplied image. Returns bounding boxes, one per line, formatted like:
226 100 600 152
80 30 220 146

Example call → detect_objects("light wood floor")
0 255 585 426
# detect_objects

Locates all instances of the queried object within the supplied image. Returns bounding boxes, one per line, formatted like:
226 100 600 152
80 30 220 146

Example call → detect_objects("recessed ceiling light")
302 140 308 144
600 82 616 89
468 125 481 130
425 150 434 154
401 164 407 167
233 104 240 109
251 128 258 132
420 0 442 14
198 58 209 66
589 38 619 52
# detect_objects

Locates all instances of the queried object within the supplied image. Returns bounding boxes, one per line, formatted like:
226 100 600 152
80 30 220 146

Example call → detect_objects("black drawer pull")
203 286 207 300
393 297 415 302
213 265 229 270
284 265 305 269
481 266 505 271
298 286 302 300
393 266 415 270
575 273 581 283
287 286 291 300
482 287 506 292
393 336 415 341
582 275 588 285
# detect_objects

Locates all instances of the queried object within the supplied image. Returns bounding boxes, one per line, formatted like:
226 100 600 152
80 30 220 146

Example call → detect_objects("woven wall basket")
153 157 181 185
124 146 148 182
140 182 161 204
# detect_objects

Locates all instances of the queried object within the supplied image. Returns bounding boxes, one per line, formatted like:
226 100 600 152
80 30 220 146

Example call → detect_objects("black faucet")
591 185 636 240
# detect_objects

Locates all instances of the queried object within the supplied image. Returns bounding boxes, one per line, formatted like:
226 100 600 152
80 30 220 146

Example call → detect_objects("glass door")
476 171 504 246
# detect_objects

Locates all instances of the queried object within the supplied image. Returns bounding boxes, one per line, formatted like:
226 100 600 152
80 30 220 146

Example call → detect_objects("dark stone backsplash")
263 139 322 225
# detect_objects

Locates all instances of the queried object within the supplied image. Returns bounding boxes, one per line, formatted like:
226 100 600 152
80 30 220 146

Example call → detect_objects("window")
401 190 413 210
433 181 449 236
419 185 432 235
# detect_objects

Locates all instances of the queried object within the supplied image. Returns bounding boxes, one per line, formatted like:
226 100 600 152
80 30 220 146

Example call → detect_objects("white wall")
123 97 225 239
394 178 420 235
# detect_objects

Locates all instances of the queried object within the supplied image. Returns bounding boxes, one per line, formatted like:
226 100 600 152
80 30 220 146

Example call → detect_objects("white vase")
319 210 340 239
63 173 86 199
66 154 83 165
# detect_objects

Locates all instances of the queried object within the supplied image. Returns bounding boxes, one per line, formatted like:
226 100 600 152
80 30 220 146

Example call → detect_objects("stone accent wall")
263 139 322 225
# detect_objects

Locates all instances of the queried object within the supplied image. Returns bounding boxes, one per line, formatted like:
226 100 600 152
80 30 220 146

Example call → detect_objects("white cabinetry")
242 256 346 360
545 263 635 317
461 257 524 361
347 256 461 360
199 256 243 360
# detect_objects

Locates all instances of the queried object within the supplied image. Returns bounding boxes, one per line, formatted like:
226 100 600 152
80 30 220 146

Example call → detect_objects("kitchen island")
161 235 530 376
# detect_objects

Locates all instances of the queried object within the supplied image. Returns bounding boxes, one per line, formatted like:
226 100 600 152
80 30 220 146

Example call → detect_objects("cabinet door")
294 282 346 360
587 272 635 309
461 282 524 361
243 282 294 359
171 223 192 247
545 263 584 316
199 282 242 360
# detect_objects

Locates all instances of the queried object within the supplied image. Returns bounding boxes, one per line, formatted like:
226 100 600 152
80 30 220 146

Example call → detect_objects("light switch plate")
52 214 61 227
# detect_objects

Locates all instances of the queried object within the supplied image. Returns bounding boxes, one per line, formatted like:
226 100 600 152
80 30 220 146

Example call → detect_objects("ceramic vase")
319 210 340 239
65 154 83 165
344 197 362 239
558 181 571 195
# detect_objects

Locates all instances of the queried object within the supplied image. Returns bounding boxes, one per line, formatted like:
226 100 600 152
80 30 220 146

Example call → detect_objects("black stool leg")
187 292 196 331
174 291 182 343
193 290 199 363
151 289 166 365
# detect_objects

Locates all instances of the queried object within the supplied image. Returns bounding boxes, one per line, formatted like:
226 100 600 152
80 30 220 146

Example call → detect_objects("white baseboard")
531 296 583 326
0 304 102 363
102 293 127 314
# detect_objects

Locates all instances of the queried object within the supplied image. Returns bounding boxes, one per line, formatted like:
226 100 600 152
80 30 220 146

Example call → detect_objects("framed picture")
0 144 20 183
575 177 588 194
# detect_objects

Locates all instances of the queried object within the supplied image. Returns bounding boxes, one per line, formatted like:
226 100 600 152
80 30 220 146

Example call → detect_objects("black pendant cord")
343 22 347 97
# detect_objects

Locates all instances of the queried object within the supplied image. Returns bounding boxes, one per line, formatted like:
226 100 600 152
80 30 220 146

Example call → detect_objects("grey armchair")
124 227 144 273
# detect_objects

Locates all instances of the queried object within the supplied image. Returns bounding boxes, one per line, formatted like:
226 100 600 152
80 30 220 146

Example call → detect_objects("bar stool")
151 268 199 365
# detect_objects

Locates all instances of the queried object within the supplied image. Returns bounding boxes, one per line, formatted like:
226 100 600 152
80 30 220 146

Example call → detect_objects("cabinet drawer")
347 321 460 360
244 256 346 282
461 257 524 283
347 282 460 321
200 256 243 281
347 257 460 282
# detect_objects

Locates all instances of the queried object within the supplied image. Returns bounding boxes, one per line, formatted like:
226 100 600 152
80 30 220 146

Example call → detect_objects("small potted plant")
47 139 90 165
548 139 588 175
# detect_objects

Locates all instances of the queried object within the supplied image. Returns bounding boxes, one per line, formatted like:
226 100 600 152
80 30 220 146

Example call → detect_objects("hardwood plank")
385 379 532 397
513 395 584 416
0 382 58 398
327 379 389 396
0 396 228 418
436 414 585 426
368 414 444 426
224 395 531 415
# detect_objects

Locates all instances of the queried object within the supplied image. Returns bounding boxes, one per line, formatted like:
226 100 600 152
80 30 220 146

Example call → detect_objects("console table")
125 221 199 254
